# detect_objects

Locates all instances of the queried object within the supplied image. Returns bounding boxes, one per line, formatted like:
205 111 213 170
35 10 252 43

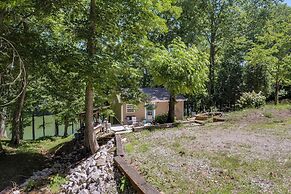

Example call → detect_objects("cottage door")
146 109 154 122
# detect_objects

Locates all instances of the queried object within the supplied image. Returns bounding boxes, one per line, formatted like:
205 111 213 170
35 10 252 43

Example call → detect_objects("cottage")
111 88 186 125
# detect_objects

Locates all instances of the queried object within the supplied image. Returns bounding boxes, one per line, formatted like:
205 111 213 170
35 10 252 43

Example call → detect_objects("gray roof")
141 88 186 102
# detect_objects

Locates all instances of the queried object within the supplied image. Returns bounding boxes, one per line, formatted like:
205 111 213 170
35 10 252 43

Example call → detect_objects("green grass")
125 143 134 154
138 143 150 153
0 136 73 190
6 115 78 140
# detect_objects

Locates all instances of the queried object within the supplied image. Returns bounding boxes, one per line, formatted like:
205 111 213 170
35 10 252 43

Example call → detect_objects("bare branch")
0 36 26 107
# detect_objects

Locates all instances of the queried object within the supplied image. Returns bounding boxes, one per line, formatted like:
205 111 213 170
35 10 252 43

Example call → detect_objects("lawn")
0 136 73 190
124 104 291 193
6 115 78 140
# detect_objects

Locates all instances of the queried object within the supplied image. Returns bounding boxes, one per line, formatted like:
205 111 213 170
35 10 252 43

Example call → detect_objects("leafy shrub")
237 91 266 109
119 176 129 192
25 180 37 192
154 113 168 124
49 174 67 193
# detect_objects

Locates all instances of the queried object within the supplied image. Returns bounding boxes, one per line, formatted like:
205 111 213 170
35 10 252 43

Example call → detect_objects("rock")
79 189 90 194
94 152 101 159
91 191 101 194
96 158 107 167
30 137 121 194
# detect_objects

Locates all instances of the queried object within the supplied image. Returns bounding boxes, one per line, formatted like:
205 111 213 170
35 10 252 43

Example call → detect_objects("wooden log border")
114 134 160 194
115 134 125 157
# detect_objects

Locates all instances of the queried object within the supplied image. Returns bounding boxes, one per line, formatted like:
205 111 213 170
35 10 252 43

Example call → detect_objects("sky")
285 0 291 6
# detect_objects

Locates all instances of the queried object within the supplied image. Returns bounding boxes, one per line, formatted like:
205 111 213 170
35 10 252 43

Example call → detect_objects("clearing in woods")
124 104 291 193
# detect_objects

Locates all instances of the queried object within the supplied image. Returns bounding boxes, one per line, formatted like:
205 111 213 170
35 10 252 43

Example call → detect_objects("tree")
178 0 236 106
0 36 26 145
149 38 208 122
58 0 180 154
0 110 7 138
177 0 281 108
246 5 291 104
244 61 271 96
0 0 74 145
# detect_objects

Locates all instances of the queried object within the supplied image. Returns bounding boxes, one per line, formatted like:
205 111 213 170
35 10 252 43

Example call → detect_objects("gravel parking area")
124 105 291 193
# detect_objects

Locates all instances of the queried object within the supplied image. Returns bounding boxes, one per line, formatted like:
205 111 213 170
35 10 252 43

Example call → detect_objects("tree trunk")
84 81 99 153
42 112 45 137
20 115 24 140
0 140 3 155
209 35 216 107
55 119 59 136
32 112 35 140
63 117 68 137
167 94 176 123
84 0 99 154
0 110 7 138
0 112 4 153
274 81 279 105
11 83 27 145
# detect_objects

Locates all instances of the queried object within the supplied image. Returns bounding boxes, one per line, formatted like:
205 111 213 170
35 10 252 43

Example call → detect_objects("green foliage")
155 113 168 124
49 174 67 193
1 0 290 153
144 103 156 111
99 109 115 121
245 5 291 103
149 38 209 96
25 180 37 192
119 176 129 192
237 91 266 109
244 62 271 96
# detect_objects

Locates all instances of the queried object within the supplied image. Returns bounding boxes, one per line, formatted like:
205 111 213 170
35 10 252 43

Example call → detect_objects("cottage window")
126 104 135 113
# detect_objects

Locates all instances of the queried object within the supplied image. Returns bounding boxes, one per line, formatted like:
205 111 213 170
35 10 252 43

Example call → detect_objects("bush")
237 91 266 109
154 113 168 124
49 174 67 193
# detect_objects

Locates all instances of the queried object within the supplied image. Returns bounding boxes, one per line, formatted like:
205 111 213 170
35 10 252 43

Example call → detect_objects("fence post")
32 112 35 140
42 112 45 137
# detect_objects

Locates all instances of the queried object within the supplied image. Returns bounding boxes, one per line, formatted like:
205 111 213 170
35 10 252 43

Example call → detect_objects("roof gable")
141 88 186 102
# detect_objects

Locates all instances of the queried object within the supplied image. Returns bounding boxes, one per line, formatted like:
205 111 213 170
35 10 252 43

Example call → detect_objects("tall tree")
246 5 291 104
83 0 99 153
179 0 236 106
0 0 74 145
0 109 7 138
58 0 180 153
149 38 208 122
178 0 281 108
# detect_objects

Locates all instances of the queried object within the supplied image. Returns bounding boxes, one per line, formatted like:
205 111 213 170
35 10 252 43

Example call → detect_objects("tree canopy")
0 0 290 151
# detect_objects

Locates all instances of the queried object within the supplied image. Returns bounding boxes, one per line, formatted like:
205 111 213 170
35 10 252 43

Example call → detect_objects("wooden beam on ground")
114 156 160 194
194 120 205 125
195 114 208 121
115 134 125 157
213 117 225 122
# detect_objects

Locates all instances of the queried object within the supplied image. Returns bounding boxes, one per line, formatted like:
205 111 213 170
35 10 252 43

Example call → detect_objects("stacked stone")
60 139 119 194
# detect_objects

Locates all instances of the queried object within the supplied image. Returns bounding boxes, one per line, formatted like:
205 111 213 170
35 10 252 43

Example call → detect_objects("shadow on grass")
36 136 57 141
0 136 74 191
0 152 50 191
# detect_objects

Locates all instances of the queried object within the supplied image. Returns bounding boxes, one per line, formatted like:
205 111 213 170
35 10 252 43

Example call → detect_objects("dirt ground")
124 104 291 193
